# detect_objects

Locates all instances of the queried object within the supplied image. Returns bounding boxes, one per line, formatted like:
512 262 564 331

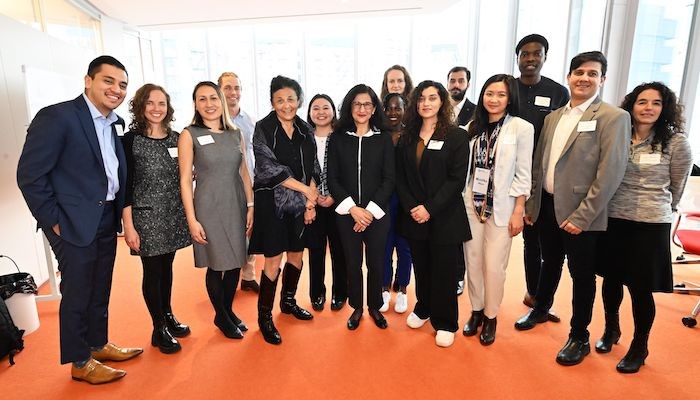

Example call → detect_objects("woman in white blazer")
462 74 534 345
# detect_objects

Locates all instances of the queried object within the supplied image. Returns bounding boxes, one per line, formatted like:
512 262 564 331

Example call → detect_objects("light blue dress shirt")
232 109 255 181
82 94 120 201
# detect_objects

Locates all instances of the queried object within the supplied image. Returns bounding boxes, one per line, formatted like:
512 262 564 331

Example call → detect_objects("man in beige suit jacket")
514 51 631 366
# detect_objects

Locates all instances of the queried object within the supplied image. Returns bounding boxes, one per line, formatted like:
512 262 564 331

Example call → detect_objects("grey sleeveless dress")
189 125 247 271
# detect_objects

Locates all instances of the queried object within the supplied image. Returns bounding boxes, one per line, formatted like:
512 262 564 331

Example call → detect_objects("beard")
450 89 466 102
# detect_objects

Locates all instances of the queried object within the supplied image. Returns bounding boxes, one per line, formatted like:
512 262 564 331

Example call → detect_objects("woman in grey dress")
122 83 191 354
178 81 254 339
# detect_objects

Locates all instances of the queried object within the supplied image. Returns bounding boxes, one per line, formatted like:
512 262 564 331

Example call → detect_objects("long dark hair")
190 81 235 130
306 94 337 128
467 74 520 139
621 81 684 152
128 83 174 135
403 80 455 144
335 84 386 133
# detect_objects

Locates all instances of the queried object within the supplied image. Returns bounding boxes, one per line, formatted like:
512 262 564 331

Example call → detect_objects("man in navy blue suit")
17 56 143 384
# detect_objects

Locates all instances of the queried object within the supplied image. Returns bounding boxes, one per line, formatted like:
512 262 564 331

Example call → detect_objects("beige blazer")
525 96 631 231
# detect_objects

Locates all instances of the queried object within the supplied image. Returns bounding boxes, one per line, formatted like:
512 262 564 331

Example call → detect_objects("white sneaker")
435 330 455 347
406 312 429 329
379 291 390 312
457 280 465 296
394 292 408 313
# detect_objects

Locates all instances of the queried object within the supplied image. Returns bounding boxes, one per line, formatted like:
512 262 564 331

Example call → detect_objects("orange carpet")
2 236 699 399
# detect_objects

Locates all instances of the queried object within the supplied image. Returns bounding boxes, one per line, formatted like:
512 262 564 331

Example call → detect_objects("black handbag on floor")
0 296 24 365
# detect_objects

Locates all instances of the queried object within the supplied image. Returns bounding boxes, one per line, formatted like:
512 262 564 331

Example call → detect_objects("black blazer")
327 129 395 212
457 99 476 126
395 126 470 244
17 95 127 247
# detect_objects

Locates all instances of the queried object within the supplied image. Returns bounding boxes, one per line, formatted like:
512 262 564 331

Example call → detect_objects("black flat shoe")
214 314 243 339
463 310 484 337
228 312 248 332
369 309 388 329
151 325 181 354
241 279 260 293
311 296 325 311
331 296 347 311
556 337 590 366
164 312 191 338
514 309 548 331
347 309 363 330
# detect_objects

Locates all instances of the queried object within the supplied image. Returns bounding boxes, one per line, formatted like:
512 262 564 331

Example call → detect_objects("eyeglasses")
352 102 374 110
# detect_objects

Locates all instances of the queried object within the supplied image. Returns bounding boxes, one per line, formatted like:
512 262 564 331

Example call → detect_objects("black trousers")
522 222 542 295
45 203 117 364
456 244 466 282
409 239 459 332
336 214 389 311
533 192 599 340
308 206 348 301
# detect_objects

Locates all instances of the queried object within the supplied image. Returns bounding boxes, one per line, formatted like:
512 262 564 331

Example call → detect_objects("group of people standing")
16 32 693 385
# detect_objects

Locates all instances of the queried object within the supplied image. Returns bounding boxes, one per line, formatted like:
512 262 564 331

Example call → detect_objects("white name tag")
472 167 490 195
501 134 516 145
115 124 124 137
534 96 551 107
427 140 444 150
168 147 178 158
578 120 597 132
639 153 661 165
197 135 215 145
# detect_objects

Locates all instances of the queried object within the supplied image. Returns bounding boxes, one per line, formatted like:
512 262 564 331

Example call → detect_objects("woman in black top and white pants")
327 84 395 331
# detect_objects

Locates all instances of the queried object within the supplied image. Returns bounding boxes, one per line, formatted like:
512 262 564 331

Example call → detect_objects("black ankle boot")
617 334 649 373
164 312 191 338
463 310 484 337
214 313 243 339
152 320 181 354
479 316 497 346
595 312 621 353
258 272 282 345
280 263 313 320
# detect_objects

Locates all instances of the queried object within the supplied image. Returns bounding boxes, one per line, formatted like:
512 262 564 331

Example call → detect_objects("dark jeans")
45 203 117 364
383 193 412 288
308 206 348 301
533 192 599 340
409 239 459 332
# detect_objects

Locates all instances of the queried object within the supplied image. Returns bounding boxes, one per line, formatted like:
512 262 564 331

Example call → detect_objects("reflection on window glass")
516 0 570 83
627 0 694 93
567 0 607 60
474 0 511 92
356 17 411 95
42 0 100 53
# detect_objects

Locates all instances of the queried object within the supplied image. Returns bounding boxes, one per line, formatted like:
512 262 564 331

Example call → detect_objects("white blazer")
462 114 534 227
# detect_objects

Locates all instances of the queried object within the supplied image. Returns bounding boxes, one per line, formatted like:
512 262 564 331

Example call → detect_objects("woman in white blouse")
462 74 533 346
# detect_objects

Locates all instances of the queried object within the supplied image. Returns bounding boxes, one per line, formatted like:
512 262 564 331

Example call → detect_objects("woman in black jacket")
327 84 395 331
395 80 470 347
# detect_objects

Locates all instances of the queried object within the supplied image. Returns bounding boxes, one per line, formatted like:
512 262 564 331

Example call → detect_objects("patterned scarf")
319 135 330 196
472 119 504 222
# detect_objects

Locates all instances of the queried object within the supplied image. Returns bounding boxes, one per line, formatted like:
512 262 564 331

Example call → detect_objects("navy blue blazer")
17 95 127 247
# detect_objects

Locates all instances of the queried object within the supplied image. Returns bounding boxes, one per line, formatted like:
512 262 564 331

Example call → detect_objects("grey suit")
526 96 630 340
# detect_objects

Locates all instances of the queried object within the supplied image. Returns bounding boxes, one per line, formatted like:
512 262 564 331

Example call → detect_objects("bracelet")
247 202 254 208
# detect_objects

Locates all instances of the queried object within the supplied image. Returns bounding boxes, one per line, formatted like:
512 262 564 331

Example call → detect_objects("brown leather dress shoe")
91 343 143 362
71 359 126 384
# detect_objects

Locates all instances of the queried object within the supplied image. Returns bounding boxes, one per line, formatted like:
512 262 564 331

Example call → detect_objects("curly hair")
380 65 414 100
402 80 455 144
128 83 174 135
621 81 685 152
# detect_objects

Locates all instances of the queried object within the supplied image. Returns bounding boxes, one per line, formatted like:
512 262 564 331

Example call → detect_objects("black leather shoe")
514 309 549 331
228 312 248 332
369 309 388 329
347 309 362 330
214 314 243 339
241 279 260 293
595 313 621 353
556 337 591 366
312 296 325 311
479 317 497 346
463 310 484 337
616 335 649 373
164 312 191 338
330 296 346 311
151 324 181 354
258 313 282 345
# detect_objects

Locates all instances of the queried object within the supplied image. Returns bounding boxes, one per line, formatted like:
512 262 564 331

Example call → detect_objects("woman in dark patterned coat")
122 84 191 354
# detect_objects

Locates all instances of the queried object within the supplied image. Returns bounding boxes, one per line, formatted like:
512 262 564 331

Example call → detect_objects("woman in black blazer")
395 80 470 347
327 84 395 331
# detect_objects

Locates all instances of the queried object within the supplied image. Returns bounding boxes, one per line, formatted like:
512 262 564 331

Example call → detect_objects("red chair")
671 212 700 327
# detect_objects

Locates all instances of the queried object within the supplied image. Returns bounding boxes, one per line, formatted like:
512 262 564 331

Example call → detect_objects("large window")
516 0 570 83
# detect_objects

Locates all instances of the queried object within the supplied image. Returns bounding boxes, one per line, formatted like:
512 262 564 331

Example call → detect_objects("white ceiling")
89 0 460 29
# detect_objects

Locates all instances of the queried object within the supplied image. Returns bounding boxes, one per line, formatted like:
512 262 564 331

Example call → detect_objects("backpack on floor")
0 296 24 365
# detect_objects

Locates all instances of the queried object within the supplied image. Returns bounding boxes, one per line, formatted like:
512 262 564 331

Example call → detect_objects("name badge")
427 140 444 150
168 147 178 158
472 167 490 195
534 96 551 107
115 124 124 137
578 120 597 132
197 135 215 145
639 153 661 165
